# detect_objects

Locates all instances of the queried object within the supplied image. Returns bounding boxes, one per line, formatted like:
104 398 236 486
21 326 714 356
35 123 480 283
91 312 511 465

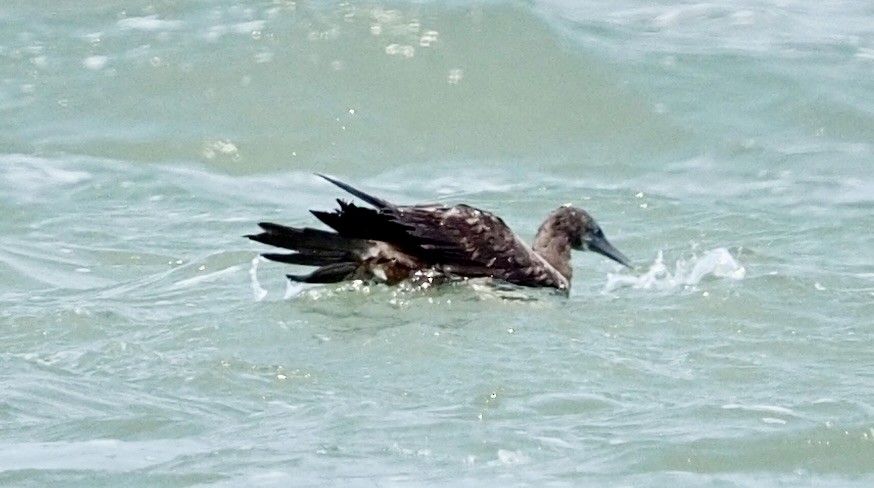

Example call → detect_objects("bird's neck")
533 232 573 281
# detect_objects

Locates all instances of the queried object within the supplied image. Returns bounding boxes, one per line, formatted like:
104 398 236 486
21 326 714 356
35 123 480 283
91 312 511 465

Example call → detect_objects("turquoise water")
2 1 873 486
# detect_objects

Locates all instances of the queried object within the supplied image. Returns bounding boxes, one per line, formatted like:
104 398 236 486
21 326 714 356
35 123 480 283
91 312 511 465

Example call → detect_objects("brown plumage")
246 174 631 293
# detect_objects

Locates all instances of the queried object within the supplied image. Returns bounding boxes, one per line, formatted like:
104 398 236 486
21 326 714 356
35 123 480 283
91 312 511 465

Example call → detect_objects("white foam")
117 15 183 32
688 247 747 282
249 256 268 301
493 449 530 466
603 247 745 293
2 158 92 189
722 403 794 415
762 417 788 424
231 20 266 34
83 55 108 70
283 280 306 300
172 265 241 288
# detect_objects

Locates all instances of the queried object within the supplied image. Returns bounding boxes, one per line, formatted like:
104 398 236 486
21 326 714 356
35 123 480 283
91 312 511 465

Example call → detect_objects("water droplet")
448 68 463 84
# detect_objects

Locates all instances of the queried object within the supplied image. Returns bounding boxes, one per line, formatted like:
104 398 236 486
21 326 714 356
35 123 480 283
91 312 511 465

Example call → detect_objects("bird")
246 174 631 294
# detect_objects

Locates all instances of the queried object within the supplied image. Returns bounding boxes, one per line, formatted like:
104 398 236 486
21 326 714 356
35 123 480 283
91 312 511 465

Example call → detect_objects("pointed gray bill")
589 234 632 268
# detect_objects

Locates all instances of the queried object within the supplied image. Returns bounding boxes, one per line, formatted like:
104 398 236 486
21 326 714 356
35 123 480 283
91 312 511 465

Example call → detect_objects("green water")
1 1 872 486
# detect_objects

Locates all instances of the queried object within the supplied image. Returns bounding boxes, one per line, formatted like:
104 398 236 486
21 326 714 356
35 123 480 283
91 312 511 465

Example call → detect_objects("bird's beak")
588 234 632 268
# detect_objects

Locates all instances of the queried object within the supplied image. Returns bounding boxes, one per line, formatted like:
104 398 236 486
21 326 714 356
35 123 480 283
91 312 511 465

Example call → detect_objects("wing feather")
308 174 568 289
388 204 562 286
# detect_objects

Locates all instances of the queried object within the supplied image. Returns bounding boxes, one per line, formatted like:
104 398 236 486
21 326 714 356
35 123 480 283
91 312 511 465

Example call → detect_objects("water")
1 1 872 486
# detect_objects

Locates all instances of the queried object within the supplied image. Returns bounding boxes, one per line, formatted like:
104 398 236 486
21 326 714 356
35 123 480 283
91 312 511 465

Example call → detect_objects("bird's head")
536 205 632 269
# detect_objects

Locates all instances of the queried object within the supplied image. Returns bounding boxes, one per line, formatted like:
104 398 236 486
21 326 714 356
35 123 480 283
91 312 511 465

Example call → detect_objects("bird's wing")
312 175 567 288
399 204 567 288
314 201 564 288
399 204 527 268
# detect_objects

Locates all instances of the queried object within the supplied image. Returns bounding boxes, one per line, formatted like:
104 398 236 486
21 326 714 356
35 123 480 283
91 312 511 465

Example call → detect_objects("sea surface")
1 1 873 486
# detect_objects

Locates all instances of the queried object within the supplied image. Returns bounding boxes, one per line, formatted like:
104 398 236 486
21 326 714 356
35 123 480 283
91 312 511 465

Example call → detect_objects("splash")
603 248 745 293
283 280 306 300
248 248 745 300
249 256 268 301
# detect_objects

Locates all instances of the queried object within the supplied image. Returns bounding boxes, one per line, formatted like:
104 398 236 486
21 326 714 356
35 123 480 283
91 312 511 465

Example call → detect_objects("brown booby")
246 174 631 293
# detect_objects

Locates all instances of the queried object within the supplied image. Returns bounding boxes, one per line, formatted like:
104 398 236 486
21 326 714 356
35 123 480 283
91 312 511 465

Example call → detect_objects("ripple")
0 439 207 472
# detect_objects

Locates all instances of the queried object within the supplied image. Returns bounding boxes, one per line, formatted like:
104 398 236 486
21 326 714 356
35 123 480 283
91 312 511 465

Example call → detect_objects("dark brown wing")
313 174 568 289
399 204 567 288
313 200 566 289
398 204 523 266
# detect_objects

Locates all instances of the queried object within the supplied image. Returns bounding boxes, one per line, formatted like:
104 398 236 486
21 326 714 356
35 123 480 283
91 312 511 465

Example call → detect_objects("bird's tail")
245 222 367 283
